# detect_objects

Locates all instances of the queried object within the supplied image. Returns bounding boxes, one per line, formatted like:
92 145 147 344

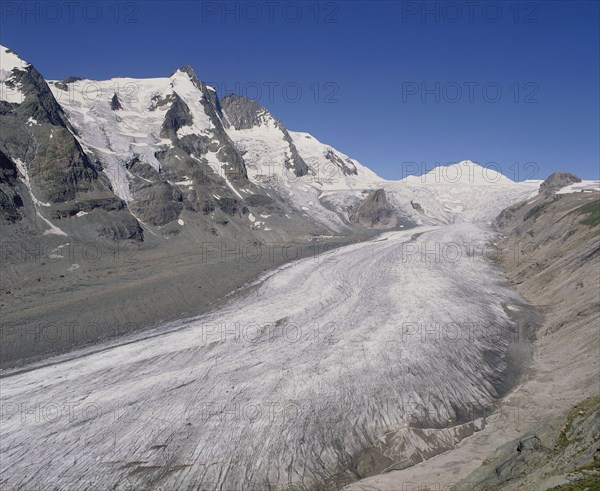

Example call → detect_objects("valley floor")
0 223 535 490
0 231 377 368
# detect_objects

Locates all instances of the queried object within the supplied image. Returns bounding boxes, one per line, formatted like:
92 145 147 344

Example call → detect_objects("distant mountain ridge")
3 44 587 245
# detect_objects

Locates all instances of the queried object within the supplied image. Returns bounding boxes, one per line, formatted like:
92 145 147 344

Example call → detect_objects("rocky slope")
462 173 600 489
538 171 581 197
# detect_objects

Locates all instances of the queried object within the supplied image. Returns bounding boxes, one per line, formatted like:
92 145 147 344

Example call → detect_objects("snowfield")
382 162 542 224
48 71 211 202
556 179 600 194
1 222 531 490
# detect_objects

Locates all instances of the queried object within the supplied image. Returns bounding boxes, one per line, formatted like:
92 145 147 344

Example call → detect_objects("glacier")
0 222 533 490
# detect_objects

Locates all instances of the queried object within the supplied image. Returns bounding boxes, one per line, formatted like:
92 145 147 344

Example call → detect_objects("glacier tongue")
0 222 529 490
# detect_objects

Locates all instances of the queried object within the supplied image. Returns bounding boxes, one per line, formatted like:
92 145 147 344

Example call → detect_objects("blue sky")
1 0 598 180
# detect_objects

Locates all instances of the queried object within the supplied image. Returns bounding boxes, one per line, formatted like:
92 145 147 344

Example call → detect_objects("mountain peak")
170 65 204 86
1 45 35 105
539 172 581 197
419 160 513 185
0 45 29 74
169 64 219 97
173 65 197 78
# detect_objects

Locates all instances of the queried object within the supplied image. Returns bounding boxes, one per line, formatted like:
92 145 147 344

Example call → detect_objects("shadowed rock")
539 172 581 197
110 93 122 111
350 189 398 228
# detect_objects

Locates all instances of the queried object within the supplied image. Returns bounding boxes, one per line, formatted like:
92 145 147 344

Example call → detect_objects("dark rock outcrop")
160 94 193 138
410 201 424 213
325 149 358 176
110 93 122 110
539 172 581 197
0 150 24 222
349 189 398 228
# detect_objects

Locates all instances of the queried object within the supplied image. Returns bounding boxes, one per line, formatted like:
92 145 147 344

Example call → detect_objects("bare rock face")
0 150 24 222
159 93 193 139
539 172 581 197
127 181 183 226
459 396 600 489
349 189 398 228
1 63 102 203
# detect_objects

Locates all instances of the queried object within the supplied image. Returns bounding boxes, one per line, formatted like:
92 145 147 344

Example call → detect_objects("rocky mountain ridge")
1 44 552 246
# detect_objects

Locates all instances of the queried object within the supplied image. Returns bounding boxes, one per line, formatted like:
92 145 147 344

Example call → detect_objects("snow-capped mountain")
382 161 541 224
0 45 143 240
1 44 541 243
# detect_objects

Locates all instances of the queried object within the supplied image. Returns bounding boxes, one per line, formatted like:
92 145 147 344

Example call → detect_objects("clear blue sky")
1 0 598 180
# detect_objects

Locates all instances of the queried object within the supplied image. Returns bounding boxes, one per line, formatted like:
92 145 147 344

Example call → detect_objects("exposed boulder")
410 200 424 213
